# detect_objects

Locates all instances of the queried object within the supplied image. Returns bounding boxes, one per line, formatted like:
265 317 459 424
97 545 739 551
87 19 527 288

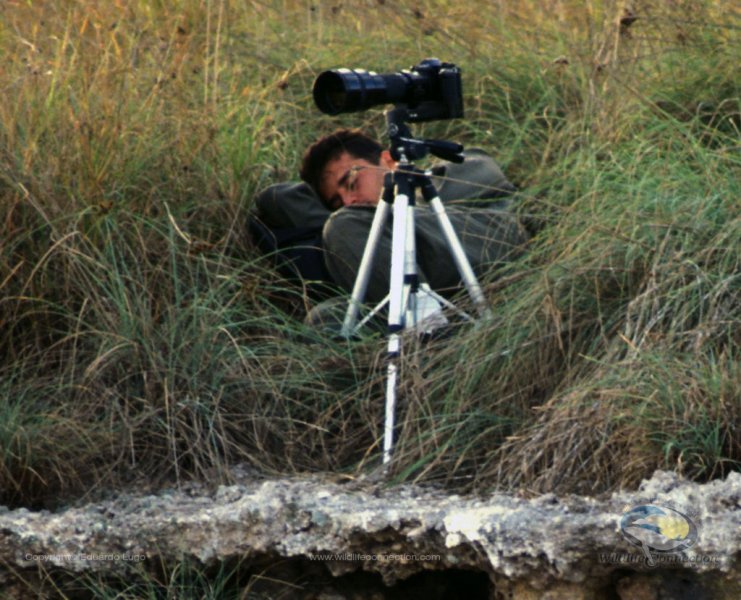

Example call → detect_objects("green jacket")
254 148 515 227
252 149 527 302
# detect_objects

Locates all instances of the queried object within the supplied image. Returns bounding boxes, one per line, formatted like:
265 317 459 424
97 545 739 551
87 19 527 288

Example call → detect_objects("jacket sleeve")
249 182 335 297
252 181 331 229
431 148 517 202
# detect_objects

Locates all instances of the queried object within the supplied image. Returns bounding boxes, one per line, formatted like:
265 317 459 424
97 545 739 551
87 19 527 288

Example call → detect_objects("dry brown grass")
0 0 738 508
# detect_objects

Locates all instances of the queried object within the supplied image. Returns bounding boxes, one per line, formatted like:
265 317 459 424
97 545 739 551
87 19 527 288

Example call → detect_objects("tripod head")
386 106 465 165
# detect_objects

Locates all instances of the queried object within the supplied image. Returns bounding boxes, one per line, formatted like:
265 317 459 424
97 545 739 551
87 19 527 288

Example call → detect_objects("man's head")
300 128 396 210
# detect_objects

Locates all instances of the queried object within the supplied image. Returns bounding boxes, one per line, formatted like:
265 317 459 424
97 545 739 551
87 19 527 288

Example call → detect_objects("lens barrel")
313 69 410 115
312 59 463 121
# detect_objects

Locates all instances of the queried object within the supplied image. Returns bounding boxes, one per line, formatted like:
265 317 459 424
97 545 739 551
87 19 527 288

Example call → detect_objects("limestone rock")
0 470 739 597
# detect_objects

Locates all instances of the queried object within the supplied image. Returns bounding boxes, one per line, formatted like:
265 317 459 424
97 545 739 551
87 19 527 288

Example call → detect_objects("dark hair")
300 129 383 201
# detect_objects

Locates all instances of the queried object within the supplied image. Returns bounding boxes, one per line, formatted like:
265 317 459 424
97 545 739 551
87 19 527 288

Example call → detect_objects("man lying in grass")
251 128 528 320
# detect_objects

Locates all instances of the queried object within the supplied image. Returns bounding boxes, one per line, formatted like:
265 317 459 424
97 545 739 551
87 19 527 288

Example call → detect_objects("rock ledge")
1 470 739 597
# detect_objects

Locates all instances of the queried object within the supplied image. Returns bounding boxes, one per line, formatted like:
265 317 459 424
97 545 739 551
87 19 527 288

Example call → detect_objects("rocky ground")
0 469 739 599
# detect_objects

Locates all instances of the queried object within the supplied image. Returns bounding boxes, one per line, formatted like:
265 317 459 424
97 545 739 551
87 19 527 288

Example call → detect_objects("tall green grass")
0 0 738 508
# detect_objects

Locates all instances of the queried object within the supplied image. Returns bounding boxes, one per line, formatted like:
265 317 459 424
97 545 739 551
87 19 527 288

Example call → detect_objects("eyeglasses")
324 166 366 211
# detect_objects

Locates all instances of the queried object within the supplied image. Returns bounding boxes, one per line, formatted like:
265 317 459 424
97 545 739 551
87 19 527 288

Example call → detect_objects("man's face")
319 151 393 210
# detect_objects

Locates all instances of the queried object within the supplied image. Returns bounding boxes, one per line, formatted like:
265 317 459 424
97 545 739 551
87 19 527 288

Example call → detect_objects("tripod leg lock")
388 324 404 337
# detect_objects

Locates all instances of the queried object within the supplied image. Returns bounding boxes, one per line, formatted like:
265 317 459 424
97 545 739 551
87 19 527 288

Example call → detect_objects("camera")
312 58 463 123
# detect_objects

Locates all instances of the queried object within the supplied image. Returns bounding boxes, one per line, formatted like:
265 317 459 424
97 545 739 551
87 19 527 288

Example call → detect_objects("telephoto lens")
312 69 408 115
312 58 463 122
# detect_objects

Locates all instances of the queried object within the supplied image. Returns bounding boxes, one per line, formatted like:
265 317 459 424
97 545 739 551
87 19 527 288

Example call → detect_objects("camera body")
313 58 463 123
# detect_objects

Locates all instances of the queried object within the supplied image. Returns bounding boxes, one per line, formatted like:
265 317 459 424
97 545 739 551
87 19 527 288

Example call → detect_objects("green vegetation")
0 0 738 512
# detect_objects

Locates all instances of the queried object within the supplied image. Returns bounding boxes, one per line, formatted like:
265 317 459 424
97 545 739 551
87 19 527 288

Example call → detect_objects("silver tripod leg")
384 190 413 465
387 193 412 330
383 192 494 465
340 199 391 338
428 196 493 320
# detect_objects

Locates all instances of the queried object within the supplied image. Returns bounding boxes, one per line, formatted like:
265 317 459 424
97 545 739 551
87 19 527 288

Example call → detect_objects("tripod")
340 108 492 466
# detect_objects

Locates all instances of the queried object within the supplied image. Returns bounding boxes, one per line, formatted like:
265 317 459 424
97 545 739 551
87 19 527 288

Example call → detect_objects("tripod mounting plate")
387 106 464 164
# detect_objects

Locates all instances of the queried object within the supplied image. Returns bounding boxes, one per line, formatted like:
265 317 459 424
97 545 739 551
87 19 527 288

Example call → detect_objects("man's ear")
380 150 397 170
